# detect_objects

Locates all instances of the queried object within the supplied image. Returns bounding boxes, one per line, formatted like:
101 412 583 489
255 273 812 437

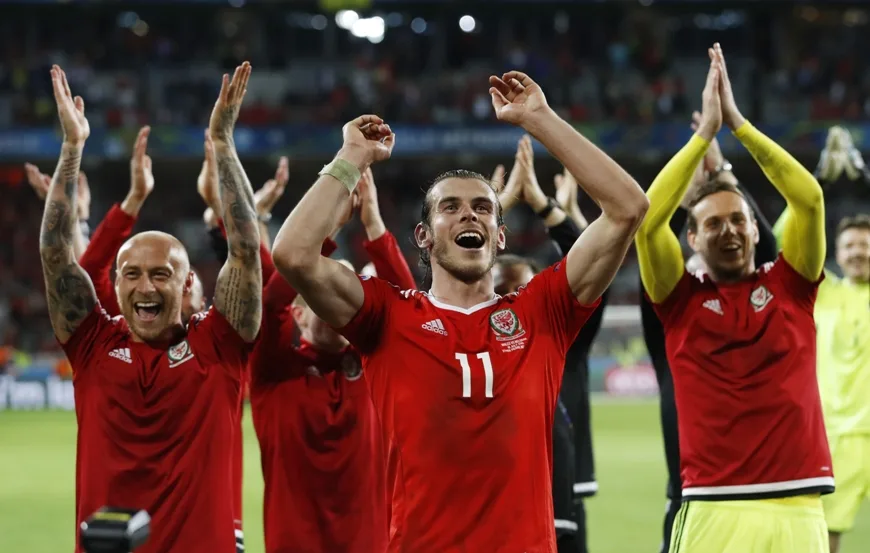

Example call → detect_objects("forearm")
273 150 361 272
735 122 825 279
525 110 647 221
40 142 97 340
214 141 262 341
636 135 709 302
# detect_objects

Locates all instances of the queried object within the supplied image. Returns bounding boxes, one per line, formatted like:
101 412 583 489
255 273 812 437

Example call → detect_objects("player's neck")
129 323 186 347
708 261 757 283
429 266 496 309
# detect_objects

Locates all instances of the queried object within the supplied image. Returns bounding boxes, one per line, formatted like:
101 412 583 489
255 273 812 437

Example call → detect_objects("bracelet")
536 197 559 219
319 158 361 194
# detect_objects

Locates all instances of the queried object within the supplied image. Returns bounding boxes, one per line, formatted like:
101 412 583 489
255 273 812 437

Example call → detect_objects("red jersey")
652 254 833 500
339 259 599 553
62 306 247 553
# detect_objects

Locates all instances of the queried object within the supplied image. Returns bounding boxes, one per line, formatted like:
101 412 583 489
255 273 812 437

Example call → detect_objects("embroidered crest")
750 285 774 312
490 308 523 338
168 339 195 368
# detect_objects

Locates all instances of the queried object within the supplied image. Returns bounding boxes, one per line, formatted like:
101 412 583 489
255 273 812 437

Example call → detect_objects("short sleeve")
765 253 825 313
60 305 121 376
520 258 602 355
649 270 696 329
187 306 252 379
336 275 393 355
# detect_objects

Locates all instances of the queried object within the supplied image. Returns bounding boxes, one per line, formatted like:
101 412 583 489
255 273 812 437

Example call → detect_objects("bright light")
350 16 385 43
385 12 403 27
410 17 427 34
459 15 476 33
335 10 359 30
311 14 328 31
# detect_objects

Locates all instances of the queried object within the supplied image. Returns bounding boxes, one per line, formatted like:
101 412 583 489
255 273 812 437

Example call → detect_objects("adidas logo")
421 319 448 336
109 348 132 364
702 299 723 315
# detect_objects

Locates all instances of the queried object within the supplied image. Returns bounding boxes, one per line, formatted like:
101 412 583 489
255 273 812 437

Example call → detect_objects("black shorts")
559 361 597 497
553 397 578 537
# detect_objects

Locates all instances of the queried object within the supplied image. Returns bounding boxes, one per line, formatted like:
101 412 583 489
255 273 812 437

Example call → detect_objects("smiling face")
415 174 506 284
835 217 870 283
115 231 192 343
687 189 759 282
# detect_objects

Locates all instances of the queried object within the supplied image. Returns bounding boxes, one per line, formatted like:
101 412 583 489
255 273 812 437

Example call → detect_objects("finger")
218 74 230 105
143 155 152 172
491 164 505 186
382 132 396 152
692 111 702 124
50 67 65 105
74 96 85 116
506 77 525 94
348 114 384 129
490 90 508 111
503 70 534 88
61 68 72 100
135 126 151 158
488 76 512 98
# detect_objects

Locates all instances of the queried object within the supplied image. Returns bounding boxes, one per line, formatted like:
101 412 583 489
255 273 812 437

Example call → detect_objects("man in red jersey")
251 168 415 553
636 45 831 553
272 71 648 553
39 64 261 553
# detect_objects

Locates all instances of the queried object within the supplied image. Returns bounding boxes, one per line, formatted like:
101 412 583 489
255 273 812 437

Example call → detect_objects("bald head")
118 231 190 275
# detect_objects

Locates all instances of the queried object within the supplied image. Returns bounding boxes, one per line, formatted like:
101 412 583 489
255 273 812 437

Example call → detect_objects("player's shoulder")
362 274 424 304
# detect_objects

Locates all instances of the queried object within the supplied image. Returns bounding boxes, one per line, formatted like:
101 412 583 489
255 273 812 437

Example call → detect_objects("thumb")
74 96 85 115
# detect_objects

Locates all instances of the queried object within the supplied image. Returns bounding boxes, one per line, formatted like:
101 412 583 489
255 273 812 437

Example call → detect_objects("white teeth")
458 232 482 240
135 302 159 308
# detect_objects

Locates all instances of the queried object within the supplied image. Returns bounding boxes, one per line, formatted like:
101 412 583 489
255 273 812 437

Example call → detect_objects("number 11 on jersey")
455 352 494 398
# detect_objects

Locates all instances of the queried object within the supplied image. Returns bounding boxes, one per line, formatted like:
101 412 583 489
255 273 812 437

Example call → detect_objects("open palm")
489 71 549 126
50 65 89 144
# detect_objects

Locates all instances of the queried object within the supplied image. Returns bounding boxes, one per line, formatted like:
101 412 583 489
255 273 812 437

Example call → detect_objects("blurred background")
1 1 869 552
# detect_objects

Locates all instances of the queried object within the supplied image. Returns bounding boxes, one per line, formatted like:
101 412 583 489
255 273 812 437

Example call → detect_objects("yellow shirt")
815 275 870 436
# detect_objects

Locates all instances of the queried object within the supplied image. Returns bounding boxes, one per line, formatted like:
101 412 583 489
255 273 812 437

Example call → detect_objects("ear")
414 222 431 249
182 271 194 297
496 225 507 252
687 229 700 252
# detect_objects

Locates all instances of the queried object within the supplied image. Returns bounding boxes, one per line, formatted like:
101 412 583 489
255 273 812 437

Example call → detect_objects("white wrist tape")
319 158 361 194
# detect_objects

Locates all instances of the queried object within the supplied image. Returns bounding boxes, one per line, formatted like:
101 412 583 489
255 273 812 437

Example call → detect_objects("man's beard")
431 239 498 284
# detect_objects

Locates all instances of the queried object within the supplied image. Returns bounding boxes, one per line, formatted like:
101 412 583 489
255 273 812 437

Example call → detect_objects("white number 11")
455 352 494 398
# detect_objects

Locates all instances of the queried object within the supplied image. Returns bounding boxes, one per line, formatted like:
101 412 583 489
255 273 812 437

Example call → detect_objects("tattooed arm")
40 66 98 344
208 62 262 342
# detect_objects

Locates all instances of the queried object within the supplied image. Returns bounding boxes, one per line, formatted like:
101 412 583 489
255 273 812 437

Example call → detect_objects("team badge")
341 353 362 381
490 308 524 340
750 285 774 313
168 339 195 368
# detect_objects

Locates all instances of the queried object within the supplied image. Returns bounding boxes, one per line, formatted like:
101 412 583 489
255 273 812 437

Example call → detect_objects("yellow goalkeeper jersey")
815 274 870 436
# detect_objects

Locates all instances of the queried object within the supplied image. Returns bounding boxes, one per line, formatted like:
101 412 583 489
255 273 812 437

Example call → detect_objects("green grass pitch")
1 400 867 552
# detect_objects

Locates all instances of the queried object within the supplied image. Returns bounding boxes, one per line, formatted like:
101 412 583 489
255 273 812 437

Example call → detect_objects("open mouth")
721 242 741 253
134 302 162 322
454 231 485 250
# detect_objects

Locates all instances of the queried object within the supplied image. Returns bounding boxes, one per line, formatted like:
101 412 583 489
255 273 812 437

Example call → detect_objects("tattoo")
39 143 97 341
214 141 262 341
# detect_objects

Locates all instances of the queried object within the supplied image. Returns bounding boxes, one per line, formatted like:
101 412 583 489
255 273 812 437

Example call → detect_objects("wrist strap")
536 197 558 219
319 158 361 194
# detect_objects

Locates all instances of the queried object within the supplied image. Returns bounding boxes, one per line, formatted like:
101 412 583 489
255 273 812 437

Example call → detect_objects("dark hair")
686 180 751 233
416 169 504 271
836 214 870 238
495 253 541 275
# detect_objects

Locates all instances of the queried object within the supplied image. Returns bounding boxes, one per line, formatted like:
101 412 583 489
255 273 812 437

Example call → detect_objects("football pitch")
2 400 868 553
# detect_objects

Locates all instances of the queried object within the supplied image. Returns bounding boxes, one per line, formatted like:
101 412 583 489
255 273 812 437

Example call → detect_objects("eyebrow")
437 196 494 206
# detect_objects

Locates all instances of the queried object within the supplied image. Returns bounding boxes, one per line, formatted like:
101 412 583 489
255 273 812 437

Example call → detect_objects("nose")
459 204 478 222
135 276 157 295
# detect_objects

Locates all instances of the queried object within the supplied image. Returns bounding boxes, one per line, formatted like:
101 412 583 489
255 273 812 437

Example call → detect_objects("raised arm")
489 70 649 305
39 66 98 343
208 62 262 342
252 156 289 251
714 43 825 281
272 115 394 328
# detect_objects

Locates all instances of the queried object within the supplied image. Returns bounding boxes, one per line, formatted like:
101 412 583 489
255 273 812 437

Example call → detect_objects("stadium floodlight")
311 14 328 31
335 10 359 30
459 15 476 33
350 16 385 43
410 17 427 34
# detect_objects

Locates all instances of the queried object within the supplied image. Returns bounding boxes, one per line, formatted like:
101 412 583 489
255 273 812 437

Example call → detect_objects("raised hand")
24 163 51 200
50 65 89 145
254 156 289 218
488 71 551 127
196 130 220 213
129 126 154 199
208 62 252 143
357 167 388 240
712 43 745 131
516 135 549 213
554 167 588 229
489 164 505 194
696 51 723 142
339 114 395 168
497 141 526 213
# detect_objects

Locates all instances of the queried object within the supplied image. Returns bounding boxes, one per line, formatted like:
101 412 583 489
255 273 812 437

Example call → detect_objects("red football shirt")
652 254 833 499
62 306 247 553
339 259 599 553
